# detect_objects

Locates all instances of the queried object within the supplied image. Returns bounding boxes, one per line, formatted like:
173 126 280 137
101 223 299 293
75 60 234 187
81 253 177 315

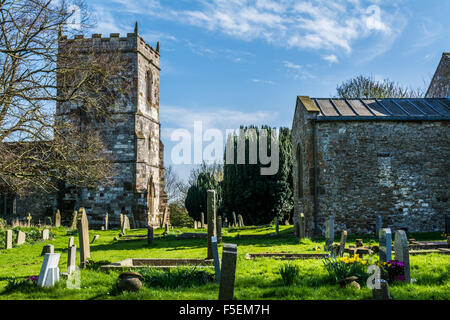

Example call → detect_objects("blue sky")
86 0 449 181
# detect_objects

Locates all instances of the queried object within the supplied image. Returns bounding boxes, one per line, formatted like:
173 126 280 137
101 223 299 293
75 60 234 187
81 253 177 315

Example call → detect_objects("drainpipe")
312 119 320 236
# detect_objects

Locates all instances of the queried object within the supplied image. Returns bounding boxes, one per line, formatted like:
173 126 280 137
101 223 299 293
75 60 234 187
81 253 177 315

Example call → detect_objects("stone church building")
292 96 449 236
0 24 168 228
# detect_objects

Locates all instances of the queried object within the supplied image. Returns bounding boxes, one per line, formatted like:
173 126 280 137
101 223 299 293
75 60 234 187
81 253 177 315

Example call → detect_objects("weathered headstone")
55 209 61 227
42 229 49 240
218 243 238 300
147 226 154 245
372 279 390 300
194 221 198 229
104 212 109 230
71 210 78 230
67 245 76 275
217 216 223 243
26 213 32 227
68 236 75 248
237 214 244 227
211 236 221 284
37 253 60 288
299 213 306 239
17 230 26 245
207 190 217 260
120 213 124 229
376 215 382 237
77 208 90 268
201 212 205 229
339 230 348 257
123 215 131 231
41 244 54 256
379 228 392 262
46 216 52 226
324 217 334 250
5 229 12 249
394 230 410 283
232 212 237 227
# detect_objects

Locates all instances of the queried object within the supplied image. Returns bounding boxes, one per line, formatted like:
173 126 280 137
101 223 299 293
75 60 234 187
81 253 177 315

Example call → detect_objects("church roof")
299 97 450 121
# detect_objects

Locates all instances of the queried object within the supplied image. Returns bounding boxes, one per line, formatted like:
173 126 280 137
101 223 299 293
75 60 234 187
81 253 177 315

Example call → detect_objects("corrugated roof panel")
362 100 389 116
377 99 407 115
316 99 340 116
332 99 356 116
346 100 374 116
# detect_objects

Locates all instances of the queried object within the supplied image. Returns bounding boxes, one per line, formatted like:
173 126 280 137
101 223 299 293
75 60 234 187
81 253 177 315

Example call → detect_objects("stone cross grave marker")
67 245 76 275
201 212 205 229
299 213 306 239
77 208 90 268
41 244 54 256
37 253 60 288
376 216 382 237
42 229 49 240
55 209 61 227
339 230 348 257
5 229 12 249
104 212 109 230
211 236 221 284
26 213 32 227
148 226 154 245
218 243 238 300
207 190 217 260
17 231 26 245
379 228 392 262
232 212 237 227
394 230 411 283
217 216 223 243
71 210 78 230
325 217 334 251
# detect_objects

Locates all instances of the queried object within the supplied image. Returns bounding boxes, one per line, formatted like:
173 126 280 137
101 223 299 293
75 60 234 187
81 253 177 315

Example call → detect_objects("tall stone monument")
207 190 217 260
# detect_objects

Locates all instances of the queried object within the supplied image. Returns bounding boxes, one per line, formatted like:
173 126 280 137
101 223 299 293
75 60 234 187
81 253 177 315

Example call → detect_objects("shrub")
322 256 370 284
279 263 300 286
140 267 214 289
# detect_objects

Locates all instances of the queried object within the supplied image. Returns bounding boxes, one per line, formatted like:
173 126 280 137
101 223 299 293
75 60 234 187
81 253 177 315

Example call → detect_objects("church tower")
56 23 168 228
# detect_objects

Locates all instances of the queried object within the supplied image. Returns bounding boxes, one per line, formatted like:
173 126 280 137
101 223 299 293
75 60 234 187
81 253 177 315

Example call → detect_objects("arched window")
146 70 153 104
296 144 303 198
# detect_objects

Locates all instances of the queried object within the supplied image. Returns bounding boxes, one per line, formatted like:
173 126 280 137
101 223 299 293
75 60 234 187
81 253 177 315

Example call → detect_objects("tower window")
146 70 153 104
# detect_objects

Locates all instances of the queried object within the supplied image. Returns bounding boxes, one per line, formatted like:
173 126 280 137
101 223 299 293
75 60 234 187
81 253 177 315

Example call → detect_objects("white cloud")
252 79 276 85
322 54 339 64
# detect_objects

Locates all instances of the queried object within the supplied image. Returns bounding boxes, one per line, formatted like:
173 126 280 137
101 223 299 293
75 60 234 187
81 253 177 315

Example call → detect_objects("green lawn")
0 225 449 300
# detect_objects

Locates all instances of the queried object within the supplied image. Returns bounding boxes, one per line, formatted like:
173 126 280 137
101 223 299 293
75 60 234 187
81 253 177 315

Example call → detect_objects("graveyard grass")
0 226 449 300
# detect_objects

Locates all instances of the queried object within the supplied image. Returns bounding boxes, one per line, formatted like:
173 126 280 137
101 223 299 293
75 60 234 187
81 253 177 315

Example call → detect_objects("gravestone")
68 236 75 248
67 245 76 275
41 244 54 256
17 231 26 245
394 230 410 283
55 209 61 227
71 210 78 230
46 217 52 226
207 190 217 259
324 217 334 250
294 219 300 238
201 212 205 229
91 235 100 243
26 213 32 227
120 213 124 229
42 229 49 240
299 213 306 239
129 213 136 229
379 228 392 262
224 218 228 228
211 236 221 283
237 214 244 227
376 216 382 237
339 230 348 257
5 230 12 249
123 215 131 231
147 226 154 245
218 243 238 300
104 212 109 230
194 221 198 229
37 253 60 288
372 279 390 300
217 216 223 243
232 212 237 227
77 208 90 268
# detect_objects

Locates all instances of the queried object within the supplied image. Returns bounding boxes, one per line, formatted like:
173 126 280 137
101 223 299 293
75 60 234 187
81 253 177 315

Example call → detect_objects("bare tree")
164 165 188 206
0 0 125 195
336 75 424 99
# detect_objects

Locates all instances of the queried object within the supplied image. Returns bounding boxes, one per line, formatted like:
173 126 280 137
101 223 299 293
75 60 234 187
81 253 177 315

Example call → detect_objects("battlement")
59 26 160 66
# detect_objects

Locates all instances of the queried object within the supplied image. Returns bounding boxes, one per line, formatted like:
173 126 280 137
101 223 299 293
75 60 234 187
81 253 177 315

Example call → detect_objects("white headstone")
37 253 61 287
